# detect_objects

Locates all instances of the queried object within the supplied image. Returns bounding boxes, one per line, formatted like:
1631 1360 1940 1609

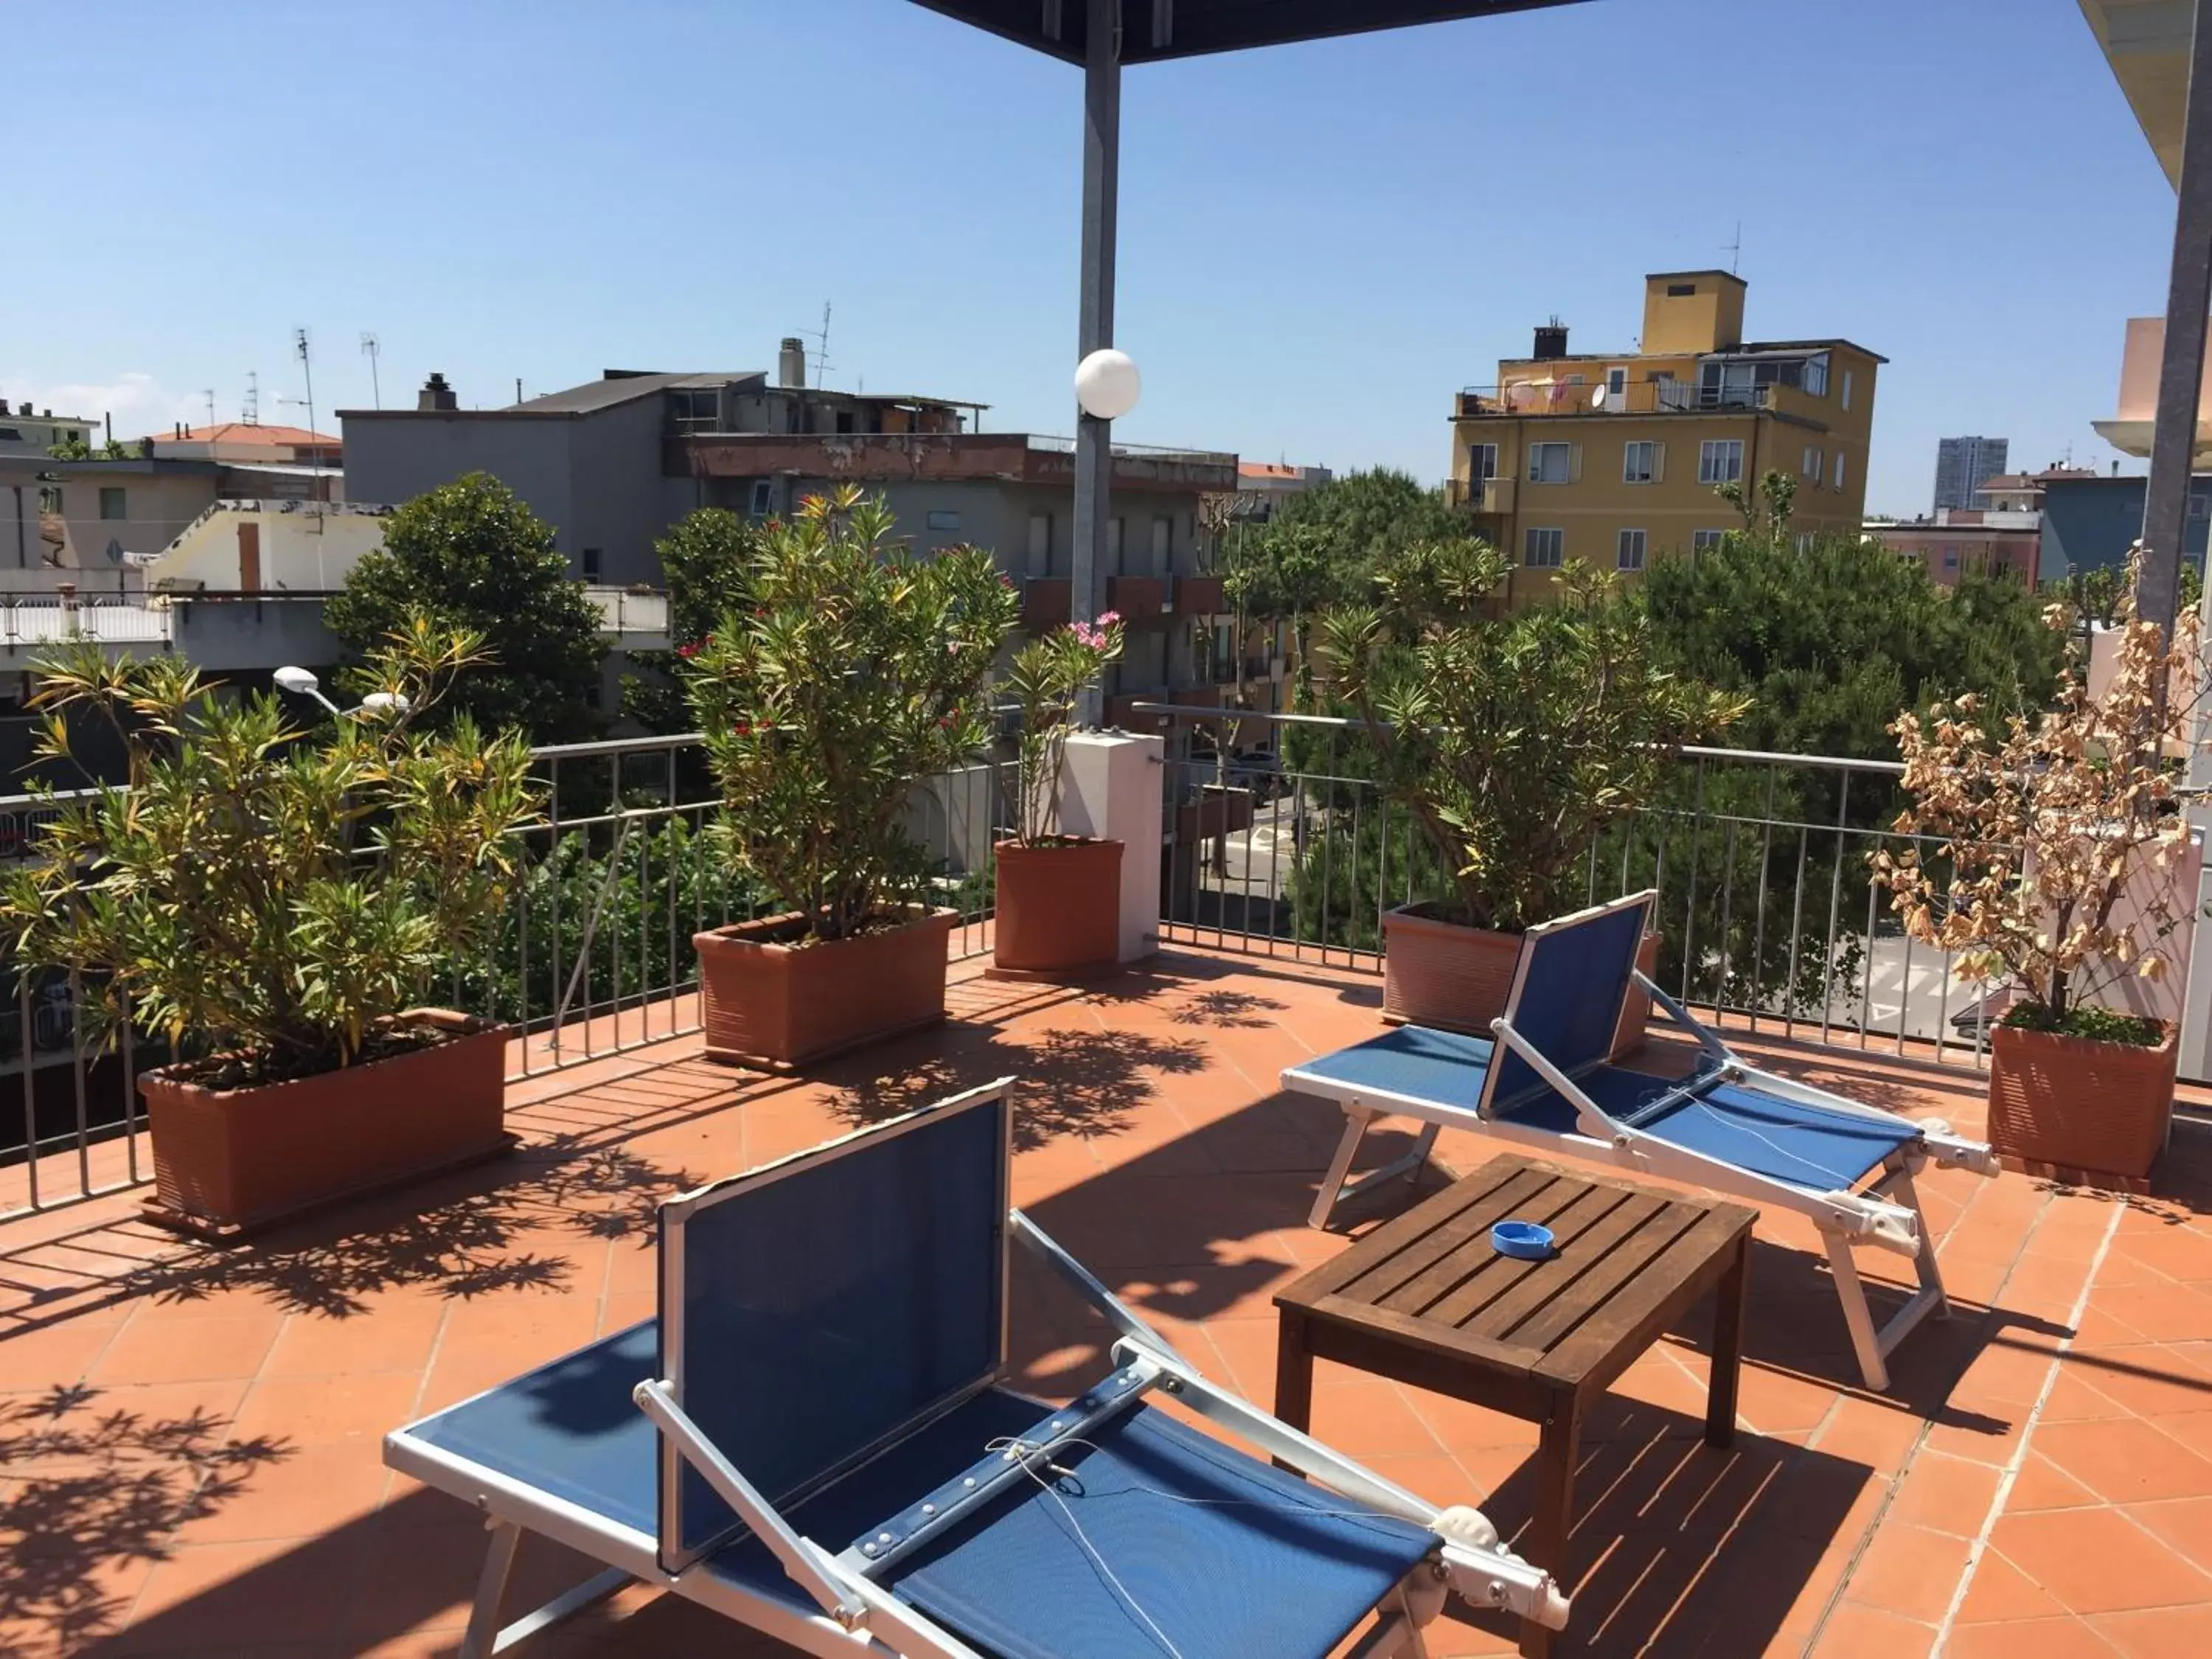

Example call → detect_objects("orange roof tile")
145 422 341 448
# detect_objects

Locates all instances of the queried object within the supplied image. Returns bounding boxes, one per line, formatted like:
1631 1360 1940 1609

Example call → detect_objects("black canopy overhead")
909 0 1590 66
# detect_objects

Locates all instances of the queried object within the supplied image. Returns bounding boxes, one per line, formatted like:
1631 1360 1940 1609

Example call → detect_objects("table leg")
1706 1234 1750 1450
1273 1312 1313 1472
1520 1397 1580 1659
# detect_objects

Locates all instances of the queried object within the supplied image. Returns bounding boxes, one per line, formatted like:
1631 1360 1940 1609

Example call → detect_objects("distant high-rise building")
1933 436 2008 513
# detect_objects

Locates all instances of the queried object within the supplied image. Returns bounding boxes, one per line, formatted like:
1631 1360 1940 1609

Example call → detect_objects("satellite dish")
1588 384 1607 411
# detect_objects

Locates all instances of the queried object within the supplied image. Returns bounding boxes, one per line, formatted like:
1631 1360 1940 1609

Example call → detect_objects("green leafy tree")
325 473 606 744
1223 468 1472 703
1715 468 1798 540
0 621 541 1082
623 507 762 734
684 489 1018 941
1633 528 2070 1017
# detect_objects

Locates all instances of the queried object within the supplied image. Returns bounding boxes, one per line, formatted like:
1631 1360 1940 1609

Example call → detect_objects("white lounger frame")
1287 900 1998 1391
384 1086 1569 1659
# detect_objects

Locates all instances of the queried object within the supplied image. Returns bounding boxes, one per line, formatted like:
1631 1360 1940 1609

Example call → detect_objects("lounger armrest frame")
632 1378 866 1629
1631 969 1732 1065
1489 1018 1627 1143
1121 1340 1571 1632
1010 1208 1190 1368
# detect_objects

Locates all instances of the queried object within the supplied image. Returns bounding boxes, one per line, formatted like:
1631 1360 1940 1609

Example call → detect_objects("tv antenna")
243 370 260 425
807 302 833 391
294 328 317 443
201 389 216 433
361 332 382 408
1726 220 1743 275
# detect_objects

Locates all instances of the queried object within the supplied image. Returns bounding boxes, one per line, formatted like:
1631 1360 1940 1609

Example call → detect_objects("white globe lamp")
1074 348 1141 422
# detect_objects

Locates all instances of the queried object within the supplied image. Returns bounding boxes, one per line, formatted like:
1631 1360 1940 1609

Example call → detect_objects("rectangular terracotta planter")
697 905 956 1069
1381 904 1523 1034
1988 1020 2176 1183
1385 905 1662 1051
1610 931 1664 1061
139 1009 510 1237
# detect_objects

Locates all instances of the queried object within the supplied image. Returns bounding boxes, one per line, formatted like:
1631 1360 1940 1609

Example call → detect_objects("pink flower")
677 641 700 659
1096 611 1121 627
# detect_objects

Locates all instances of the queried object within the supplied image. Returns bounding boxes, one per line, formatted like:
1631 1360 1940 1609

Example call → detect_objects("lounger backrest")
1478 892 1653 1120
654 1082 1012 1572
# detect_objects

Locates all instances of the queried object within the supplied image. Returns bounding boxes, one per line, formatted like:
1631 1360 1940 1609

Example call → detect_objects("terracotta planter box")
1382 905 1522 1034
697 905 956 1070
139 1009 510 1237
1610 931 1664 1061
1385 905 1663 1049
992 838 1123 979
1988 1020 2177 1183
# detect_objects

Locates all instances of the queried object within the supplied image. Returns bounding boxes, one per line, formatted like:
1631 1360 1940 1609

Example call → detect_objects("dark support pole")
1073 0 1119 726
2138 0 2212 634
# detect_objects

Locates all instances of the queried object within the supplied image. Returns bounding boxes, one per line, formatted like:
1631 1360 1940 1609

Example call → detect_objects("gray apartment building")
1933 435 2009 514
338 345 1242 727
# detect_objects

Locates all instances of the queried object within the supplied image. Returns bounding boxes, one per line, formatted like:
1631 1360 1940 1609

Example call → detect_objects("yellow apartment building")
1447 272 1883 603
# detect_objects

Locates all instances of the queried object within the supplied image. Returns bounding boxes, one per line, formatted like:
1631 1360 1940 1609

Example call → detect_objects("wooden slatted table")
1273 1152 1754 1657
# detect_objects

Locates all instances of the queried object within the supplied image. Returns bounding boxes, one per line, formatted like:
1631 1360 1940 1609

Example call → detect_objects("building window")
1804 353 1829 397
2190 494 2210 524
1151 515 1172 574
1616 529 1647 571
1623 441 1660 484
1528 442 1573 484
748 479 773 518
98 487 126 521
38 486 61 514
1841 369 1854 411
1942 546 1959 569
1667 281 1696 297
1698 439 1744 484
1107 516 1125 574
669 388 720 433
1467 442 1498 482
1523 527 1564 568
1027 512 1053 577
925 509 961 532
1834 452 1848 493
1801 446 1824 483
581 546 602 580
1692 529 1728 552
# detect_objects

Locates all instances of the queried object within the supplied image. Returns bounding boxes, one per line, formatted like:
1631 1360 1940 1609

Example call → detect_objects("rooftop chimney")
418 372 458 412
1532 319 1570 361
778 337 807 389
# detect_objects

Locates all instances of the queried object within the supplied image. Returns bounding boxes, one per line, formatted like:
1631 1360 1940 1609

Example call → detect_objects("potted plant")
1318 543 1743 1035
0 622 541 1235
992 611 1127 978
1872 566 2200 1181
686 489 1018 1068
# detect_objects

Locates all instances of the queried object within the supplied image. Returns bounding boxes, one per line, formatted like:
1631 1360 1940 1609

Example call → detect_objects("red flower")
677 642 700 659
732 720 753 737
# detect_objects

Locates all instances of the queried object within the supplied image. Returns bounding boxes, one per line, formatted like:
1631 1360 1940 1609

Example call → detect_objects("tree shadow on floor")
1 1382 291 1651
821 1024 1209 1155
90 1135 706 1321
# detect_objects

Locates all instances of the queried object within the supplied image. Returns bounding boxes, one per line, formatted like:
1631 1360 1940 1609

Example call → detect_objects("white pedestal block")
1058 731 1164 963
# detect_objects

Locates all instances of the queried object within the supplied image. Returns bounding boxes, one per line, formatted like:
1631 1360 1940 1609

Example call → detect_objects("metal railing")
582 585 671 636
1148 705 2017 1071
0 598 171 644
0 731 1002 1220
1457 381 1775 417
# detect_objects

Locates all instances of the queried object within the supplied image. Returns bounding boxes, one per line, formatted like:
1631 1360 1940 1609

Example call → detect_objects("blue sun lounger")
385 1079 1568 1658
1282 893 1998 1391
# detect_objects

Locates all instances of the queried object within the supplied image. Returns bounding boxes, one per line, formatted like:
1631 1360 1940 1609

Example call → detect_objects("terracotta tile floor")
4 945 2212 1657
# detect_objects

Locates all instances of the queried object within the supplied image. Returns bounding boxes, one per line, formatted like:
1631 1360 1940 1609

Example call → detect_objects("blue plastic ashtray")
1491 1220 1555 1260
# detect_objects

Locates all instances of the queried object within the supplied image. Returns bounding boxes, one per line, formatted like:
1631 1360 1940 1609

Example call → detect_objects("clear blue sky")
4 0 2177 514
